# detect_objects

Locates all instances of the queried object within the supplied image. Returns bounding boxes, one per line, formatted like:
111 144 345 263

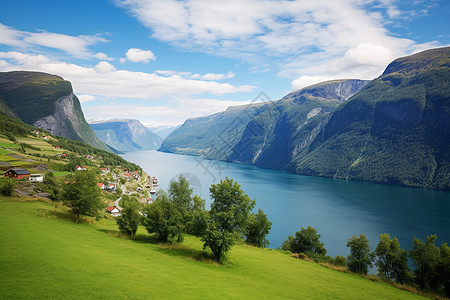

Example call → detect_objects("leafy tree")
440 243 450 297
409 235 441 292
187 195 209 237
245 208 272 248
116 197 141 237
202 177 255 263
333 255 347 267
281 226 326 256
347 234 373 275
169 175 193 211
374 233 410 283
144 192 183 242
60 170 102 223
0 177 17 196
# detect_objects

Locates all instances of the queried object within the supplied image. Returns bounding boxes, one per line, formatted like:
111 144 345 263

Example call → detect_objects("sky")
0 0 449 127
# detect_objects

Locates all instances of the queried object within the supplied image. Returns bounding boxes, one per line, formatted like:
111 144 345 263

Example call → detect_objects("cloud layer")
115 0 440 88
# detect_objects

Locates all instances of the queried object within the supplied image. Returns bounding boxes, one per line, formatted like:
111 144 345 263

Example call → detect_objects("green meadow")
0 197 425 299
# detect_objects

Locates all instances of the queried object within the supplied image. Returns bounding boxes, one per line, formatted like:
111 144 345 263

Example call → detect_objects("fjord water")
122 150 450 256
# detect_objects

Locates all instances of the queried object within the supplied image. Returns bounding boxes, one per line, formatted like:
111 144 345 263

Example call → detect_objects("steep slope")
159 101 270 158
160 79 369 165
293 47 450 190
90 119 162 152
0 71 110 152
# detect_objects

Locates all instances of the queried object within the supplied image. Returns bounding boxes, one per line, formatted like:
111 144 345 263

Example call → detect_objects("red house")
4 168 31 180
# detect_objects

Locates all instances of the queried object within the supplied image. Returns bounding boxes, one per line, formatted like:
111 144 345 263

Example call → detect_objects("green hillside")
294 47 450 190
0 71 110 152
0 197 425 299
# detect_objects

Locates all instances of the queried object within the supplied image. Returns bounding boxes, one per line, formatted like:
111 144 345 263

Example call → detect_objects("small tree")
374 233 410 283
281 226 327 256
187 195 209 237
144 192 183 242
61 170 102 223
245 209 272 248
409 235 441 292
347 234 373 275
0 177 17 196
117 197 141 237
202 177 255 263
440 243 450 297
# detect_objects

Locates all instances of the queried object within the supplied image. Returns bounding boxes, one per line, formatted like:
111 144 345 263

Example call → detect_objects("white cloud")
115 0 440 89
78 94 96 103
291 75 334 91
95 52 114 61
0 51 255 99
83 97 255 126
0 22 108 58
94 61 116 73
124 48 156 63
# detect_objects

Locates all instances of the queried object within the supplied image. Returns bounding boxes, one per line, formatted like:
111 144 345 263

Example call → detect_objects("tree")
0 177 17 196
202 177 255 263
281 226 326 256
116 197 141 237
245 208 272 248
61 170 102 223
347 234 373 275
169 175 193 233
440 243 450 297
144 192 183 242
374 233 410 283
409 235 442 292
187 195 209 237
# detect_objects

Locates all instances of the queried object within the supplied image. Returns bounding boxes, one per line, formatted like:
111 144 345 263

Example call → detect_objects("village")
2 129 159 217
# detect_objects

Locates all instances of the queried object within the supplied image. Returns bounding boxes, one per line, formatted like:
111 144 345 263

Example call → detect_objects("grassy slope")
0 198 424 299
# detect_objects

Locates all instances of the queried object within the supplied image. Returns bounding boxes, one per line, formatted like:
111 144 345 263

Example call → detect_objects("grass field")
0 197 425 299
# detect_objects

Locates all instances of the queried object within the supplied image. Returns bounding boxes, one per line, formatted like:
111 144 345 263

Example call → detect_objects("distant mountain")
0 71 110 151
292 47 450 190
146 124 180 140
160 79 369 162
160 47 450 190
90 119 163 152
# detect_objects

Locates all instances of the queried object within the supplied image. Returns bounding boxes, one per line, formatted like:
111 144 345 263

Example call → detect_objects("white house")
29 174 44 182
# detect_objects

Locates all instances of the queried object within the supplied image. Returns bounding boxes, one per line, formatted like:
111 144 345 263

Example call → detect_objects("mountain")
90 119 163 152
0 71 110 152
146 124 180 140
160 47 450 190
292 47 450 190
160 79 369 162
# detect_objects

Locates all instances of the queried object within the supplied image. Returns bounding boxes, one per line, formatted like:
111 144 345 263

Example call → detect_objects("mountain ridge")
160 47 450 190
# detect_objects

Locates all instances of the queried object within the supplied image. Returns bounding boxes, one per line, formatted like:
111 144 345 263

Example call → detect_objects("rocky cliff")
0 71 110 151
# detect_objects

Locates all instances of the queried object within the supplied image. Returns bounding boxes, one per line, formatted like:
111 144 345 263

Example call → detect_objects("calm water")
121 150 450 256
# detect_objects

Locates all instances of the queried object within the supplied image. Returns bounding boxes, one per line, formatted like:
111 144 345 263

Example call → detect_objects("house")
100 167 109 175
55 146 60 149
124 173 132 178
76 166 87 171
107 184 116 191
29 174 44 182
4 168 31 180
42 136 49 140
97 183 105 189
105 206 120 216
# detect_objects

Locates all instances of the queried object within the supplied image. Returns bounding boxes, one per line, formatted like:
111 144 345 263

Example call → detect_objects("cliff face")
90 119 163 152
0 71 110 151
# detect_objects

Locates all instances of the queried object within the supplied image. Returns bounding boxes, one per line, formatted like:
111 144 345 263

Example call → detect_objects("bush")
0 177 17 196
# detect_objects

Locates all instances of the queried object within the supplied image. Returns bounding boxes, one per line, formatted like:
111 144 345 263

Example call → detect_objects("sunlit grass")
0 197 426 299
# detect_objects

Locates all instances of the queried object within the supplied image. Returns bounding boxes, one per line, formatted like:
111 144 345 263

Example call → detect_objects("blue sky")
0 0 448 126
